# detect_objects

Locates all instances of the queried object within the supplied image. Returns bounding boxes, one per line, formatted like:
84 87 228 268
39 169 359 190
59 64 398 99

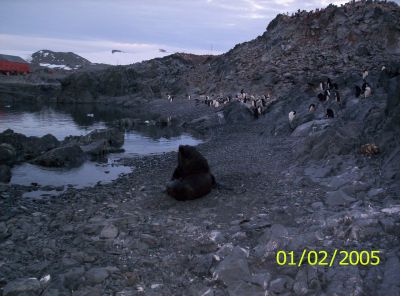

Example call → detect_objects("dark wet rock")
0 143 16 165
64 128 124 156
32 144 85 167
0 129 60 161
83 128 124 148
222 102 254 123
0 165 12 183
3 277 41 296
80 140 108 156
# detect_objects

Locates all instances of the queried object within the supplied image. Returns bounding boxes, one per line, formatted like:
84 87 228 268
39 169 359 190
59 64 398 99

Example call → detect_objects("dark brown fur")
167 145 215 200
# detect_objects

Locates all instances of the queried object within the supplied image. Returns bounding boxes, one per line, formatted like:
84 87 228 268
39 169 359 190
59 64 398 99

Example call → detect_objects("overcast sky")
0 0 398 65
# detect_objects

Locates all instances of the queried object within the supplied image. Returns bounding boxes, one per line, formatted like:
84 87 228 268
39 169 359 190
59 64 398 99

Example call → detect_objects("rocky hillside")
57 53 214 103
58 1 400 102
30 49 91 70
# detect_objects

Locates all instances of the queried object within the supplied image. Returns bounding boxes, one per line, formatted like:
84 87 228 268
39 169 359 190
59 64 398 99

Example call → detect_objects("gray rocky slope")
1 1 400 296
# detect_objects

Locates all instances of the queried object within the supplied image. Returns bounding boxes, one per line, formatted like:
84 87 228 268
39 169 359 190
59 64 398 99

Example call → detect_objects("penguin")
318 93 326 102
362 70 369 80
188 95 191 100
364 86 372 98
327 78 333 90
326 109 334 118
319 81 325 91
334 91 341 103
309 104 316 112
288 111 296 123
381 65 386 71
324 90 330 101
355 86 362 98
261 98 267 107
362 81 368 92
253 108 259 119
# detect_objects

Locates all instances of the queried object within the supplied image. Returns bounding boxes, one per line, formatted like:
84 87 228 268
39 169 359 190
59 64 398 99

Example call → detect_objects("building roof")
0 54 28 63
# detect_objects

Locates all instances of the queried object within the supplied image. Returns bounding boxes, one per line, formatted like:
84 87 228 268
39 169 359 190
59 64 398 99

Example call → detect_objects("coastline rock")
32 144 85 167
65 128 124 153
0 129 59 160
0 165 12 183
0 143 16 165
223 102 254 123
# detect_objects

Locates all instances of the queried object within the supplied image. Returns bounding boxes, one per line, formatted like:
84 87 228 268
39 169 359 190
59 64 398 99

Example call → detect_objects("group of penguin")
355 70 372 98
288 69 376 125
288 77 339 124
201 89 273 119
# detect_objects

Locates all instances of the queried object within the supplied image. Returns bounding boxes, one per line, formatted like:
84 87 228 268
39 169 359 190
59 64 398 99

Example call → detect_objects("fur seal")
166 145 215 201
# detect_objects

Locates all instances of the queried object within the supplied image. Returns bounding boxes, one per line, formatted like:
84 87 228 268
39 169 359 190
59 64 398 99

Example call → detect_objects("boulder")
0 165 11 183
0 129 59 160
65 128 124 148
223 101 254 123
291 119 331 137
32 145 85 167
3 277 41 296
80 140 108 156
0 143 16 165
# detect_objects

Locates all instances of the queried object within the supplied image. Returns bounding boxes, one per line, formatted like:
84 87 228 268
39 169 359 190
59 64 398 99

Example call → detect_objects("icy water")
0 103 202 191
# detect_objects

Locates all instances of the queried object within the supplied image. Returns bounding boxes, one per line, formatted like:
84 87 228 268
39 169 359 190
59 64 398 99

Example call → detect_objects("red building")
0 54 30 75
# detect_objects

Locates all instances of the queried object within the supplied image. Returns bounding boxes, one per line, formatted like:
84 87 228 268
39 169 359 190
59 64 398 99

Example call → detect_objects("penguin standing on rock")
288 111 296 123
334 91 341 103
362 70 369 80
327 78 333 90
364 85 372 98
309 104 316 112
326 109 334 118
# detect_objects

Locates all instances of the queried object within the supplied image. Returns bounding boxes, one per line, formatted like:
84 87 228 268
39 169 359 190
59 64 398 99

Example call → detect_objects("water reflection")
1 103 202 192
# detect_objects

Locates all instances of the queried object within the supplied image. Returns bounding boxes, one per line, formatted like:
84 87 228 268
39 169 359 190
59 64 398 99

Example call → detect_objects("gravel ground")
1 99 399 296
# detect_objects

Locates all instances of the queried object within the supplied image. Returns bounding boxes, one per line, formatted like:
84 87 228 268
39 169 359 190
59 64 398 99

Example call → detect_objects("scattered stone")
100 224 119 239
3 277 41 296
85 267 110 285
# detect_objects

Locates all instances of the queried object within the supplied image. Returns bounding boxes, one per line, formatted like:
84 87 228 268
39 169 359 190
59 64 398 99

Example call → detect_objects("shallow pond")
0 103 202 192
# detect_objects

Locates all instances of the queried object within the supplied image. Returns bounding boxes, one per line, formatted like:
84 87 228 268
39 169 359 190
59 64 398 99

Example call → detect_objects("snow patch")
39 63 73 70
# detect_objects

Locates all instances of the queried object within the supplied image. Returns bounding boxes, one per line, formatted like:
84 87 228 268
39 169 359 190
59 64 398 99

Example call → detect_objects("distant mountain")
30 50 91 70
